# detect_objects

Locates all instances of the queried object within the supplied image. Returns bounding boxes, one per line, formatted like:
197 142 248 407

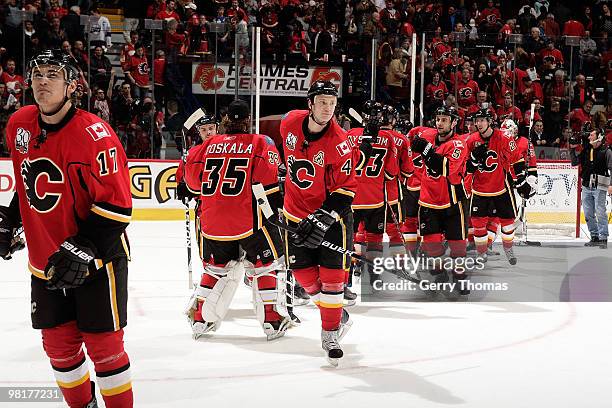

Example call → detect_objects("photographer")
570 128 611 248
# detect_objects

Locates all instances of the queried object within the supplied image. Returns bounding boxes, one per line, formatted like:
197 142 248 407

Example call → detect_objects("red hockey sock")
403 216 418 253
42 321 92 408
500 219 515 249
471 216 488 255
421 234 445 257
83 329 133 408
318 267 345 331
386 222 403 245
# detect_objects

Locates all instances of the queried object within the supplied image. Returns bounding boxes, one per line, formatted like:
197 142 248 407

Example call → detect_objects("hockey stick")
181 108 206 288
348 107 364 125
517 103 541 247
252 184 377 268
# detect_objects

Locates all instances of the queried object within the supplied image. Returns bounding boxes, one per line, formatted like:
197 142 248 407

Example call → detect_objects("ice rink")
1 221 611 407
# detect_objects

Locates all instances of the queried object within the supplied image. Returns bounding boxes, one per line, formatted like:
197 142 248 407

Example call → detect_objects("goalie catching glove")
45 236 98 290
0 205 24 260
291 208 339 249
516 175 537 199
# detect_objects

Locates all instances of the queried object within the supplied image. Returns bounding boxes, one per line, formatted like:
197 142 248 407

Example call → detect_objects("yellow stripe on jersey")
29 262 47 280
261 225 279 259
106 263 120 331
333 188 356 198
91 205 131 223
202 229 254 241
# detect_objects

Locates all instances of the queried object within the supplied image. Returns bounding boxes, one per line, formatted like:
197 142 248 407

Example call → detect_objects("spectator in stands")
544 69 570 110
596 3 612 36
523 97 544 128
475 62 493 93
454 67 479 110
544 99 566 146
542 13 560 40
90 45 113 91
380 0 400 34
478 0 501 33
153 49 167 111
524 26 546 56
120 30 140 71
530 119 550 147
156 0 181 22
497 91 523 123
539 39 564 67
569 99 594 133
111 82 136 149
89 6 113 49
517 5 537 35
47 16 68 49
518 75 544 111
579 31 600 76
164 99 184 155
425 70 448 117
72 39 89 72
386 48 408 98
92 86 111 123
563 16 586 37
571 74 595 110
125 43 150 100
61 6 83 43
1 58 26 90
46 0 68 21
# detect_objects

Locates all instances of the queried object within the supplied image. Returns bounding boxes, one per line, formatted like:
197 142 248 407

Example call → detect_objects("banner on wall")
191 62 343 97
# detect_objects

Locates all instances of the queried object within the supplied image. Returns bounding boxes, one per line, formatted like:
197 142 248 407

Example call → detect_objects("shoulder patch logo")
336 140 351 156
86 122 111 141
286 132 297 151
15 128 31 154
313 151 324 167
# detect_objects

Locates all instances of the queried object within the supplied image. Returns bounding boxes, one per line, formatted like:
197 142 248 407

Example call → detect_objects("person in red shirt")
46 0 68 21
478 0 502 32
1 49 133 408
569 99 593 132
522 97 543 128
454 67 479 109
467 90 497 121
182 101 297 342
156 0 180 22
280 81 357 365
153 49 166 110
1 58 27 89
497 92 523 124
539 40 564 66
425 70 448 116
125 43 150 100
410 106 470 295
466 109 529 265
119 30 140 71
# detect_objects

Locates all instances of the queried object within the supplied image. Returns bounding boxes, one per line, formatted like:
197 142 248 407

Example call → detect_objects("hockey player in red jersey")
280 80 358 365
410 106 470 294
466 110 530 265
182 100 296 341
402 124 436 254
379 106 414 255
501 119 538 185
0 50 133 407
347 102 399 258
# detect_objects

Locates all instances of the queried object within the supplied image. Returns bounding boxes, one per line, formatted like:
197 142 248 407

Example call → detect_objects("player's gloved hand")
411 136 433 157
470 143 488 165
176 182 198 202
515 176 535 199
291 208 339 249
359 136 374 159
45 236 97 290
0 206 24 260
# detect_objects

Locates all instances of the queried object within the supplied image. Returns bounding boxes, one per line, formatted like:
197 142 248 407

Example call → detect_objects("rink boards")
1 159 609 224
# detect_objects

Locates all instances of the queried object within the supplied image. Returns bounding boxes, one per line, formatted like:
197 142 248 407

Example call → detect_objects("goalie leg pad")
246 258 291 324
197 261 244 323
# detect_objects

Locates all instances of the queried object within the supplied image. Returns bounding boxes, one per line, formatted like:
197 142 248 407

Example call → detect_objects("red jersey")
127 55 149 87
539 48 564 65
384 129 413 204
418 132 468 209
563 20 585 37
479 7 501 25
184 133 281 240
433 42 452 64
280 110 357 221
426 81 448 103
156 10 180 21
346 128 398 209
1 72 26 89
6 106 132 279
153 57 166 85
120 43 135 70
405 126 434 190
511 136 537 179
466 129 523 196
455 79 479 108
496 105 523 123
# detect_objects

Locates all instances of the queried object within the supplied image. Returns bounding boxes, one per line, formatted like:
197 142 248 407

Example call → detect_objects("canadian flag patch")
86 122 111 141
336 140 351 156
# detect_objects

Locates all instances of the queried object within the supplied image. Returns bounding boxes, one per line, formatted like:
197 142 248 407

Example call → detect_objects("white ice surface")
1 221 610 407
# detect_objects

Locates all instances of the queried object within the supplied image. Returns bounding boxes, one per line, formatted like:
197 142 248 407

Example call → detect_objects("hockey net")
516 160 580 238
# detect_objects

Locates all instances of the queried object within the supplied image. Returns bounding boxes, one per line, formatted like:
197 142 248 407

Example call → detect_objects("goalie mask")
501 118 519 139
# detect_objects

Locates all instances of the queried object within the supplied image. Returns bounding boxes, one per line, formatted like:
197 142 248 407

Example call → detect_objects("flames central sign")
192 63 342 97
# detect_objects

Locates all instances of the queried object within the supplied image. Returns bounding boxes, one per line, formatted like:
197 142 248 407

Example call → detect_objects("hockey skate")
263 316 293 341
487 244 500 256
321 329 343 367
293 284 311 306
504 247 517 265
191 319 219 340
344 286 357 306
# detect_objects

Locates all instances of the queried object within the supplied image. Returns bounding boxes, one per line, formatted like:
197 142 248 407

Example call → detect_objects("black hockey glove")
45 236 97 290
411 136 434 157
0 206 24 260
176 182 198 202
515 177 535 199
291 208 339 249
470 143 488 165
359 135 375 160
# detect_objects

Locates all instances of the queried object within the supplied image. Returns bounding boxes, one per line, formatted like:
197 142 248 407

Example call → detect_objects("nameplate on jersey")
86 122 112 141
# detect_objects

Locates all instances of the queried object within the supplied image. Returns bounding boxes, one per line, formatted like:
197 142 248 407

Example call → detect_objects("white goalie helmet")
501 118 519 138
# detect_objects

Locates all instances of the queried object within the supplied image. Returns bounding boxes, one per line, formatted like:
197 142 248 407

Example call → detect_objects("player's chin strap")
34 103 77 148
309 111 329 127
39 80 73 117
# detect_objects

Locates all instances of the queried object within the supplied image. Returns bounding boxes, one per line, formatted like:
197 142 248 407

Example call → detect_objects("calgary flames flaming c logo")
194 63 225 91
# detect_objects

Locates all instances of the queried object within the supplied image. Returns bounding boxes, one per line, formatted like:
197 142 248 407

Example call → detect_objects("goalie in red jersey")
279 80 358 365
0 50 133 407
182 100 297 341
